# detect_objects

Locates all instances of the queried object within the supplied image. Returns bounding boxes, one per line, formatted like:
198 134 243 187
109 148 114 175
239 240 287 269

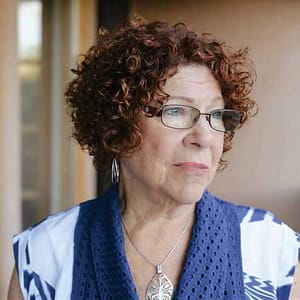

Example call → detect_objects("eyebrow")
168 96 224 105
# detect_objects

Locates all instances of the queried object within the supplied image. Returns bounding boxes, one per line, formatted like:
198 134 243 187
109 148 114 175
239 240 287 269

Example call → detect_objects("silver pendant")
145 265 173 300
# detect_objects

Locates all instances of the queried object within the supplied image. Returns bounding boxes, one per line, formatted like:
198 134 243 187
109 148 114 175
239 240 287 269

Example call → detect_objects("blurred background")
1 0 299 296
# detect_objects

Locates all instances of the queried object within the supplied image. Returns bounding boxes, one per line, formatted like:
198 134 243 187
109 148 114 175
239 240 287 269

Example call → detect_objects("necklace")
122 216 192 300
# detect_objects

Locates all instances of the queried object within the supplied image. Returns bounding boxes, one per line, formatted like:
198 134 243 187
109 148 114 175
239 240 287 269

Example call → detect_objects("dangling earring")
111 158 119 184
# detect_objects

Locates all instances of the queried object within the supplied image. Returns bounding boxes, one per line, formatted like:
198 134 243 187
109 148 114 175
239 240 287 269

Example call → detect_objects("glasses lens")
210 110 242 132
161 105 199 129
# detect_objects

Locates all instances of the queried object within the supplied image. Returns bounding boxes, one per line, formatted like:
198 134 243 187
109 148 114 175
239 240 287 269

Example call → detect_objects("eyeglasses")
144 104 242 133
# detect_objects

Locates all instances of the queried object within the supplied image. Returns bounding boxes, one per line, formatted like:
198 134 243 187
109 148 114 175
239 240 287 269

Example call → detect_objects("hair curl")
65 17 257 171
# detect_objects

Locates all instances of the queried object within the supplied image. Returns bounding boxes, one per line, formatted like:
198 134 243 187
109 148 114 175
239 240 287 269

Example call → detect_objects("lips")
174 162 209 175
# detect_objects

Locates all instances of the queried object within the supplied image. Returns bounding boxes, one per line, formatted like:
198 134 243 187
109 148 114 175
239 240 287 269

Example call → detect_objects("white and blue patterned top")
13 192 299 299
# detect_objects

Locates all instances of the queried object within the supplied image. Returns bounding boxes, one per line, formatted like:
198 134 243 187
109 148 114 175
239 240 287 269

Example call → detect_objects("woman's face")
121 64 224 204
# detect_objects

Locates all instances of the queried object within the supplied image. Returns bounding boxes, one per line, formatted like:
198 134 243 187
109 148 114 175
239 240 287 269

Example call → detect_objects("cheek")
138 135 172 169
212 135 224 164
134 131 183 184
139 121 178 161
121 137 170 188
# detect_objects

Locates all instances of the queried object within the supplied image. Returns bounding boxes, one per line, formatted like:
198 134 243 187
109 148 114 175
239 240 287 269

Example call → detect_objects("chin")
173 183 207 205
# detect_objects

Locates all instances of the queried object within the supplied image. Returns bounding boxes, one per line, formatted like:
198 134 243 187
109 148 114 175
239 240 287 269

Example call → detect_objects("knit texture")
71 185 245 299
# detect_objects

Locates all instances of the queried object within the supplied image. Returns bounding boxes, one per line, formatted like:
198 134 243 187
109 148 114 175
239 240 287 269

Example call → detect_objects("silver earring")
111 158 119 184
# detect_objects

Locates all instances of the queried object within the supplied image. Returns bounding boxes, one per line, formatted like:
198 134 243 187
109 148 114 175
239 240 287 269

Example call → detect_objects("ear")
217 157 227 172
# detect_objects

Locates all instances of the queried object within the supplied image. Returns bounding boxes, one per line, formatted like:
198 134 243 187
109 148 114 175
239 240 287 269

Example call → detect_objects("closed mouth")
174 162 209 175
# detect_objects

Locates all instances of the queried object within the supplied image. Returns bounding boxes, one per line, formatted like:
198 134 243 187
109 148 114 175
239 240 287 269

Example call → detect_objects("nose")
183 115 213 148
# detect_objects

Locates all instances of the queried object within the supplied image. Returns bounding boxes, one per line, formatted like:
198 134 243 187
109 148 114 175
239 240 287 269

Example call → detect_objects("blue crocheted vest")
71 185 245 299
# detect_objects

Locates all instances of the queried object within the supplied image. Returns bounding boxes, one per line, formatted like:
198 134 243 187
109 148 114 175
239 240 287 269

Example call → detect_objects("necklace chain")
121 216 192 268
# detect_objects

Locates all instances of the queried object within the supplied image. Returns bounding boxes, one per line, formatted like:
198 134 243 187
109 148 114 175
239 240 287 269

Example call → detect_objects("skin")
120 64 225 298
121 64 225 217
8 63 223 299
290 262 300 300
7 262 300 299
7 267 22 299
7 63 300 298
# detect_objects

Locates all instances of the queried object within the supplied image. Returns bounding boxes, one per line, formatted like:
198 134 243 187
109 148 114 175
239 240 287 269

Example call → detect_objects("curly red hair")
65 18 256 170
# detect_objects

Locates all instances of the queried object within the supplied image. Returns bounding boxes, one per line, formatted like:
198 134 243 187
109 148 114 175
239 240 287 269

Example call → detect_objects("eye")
164 106 186 117
211 110 223 119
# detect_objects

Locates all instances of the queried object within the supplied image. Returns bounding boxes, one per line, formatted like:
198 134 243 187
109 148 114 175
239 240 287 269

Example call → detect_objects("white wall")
131 0 300 230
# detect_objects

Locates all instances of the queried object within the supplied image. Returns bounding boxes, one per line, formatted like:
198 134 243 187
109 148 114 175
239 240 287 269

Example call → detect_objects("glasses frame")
144 104 242 133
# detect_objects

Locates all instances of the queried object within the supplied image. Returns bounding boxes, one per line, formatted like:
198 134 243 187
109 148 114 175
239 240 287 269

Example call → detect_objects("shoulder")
214 195 298 244
13 197 103 250
218 198 300 299
12 199 101 299
13 205 80 262
13 197 107 266
218 200 299 265
235 204 299 253
12 205 80 296
239 205 299 298
211 197 299 257
211 193 300 297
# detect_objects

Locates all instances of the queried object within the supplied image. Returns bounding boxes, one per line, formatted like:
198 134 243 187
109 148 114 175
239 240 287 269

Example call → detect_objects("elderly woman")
8 18 299 299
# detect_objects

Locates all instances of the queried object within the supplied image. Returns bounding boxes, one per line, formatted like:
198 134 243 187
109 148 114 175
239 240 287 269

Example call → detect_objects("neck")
118 176 196 299
119 179 196 227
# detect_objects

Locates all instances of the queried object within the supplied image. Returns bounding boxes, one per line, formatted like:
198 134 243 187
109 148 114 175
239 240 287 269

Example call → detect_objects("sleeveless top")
13 186 300 299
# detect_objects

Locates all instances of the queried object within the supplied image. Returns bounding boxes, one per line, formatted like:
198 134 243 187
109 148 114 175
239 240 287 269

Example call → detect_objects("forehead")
163 64 223 105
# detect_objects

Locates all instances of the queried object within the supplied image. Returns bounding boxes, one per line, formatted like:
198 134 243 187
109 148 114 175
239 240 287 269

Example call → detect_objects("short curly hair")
66 17 256 171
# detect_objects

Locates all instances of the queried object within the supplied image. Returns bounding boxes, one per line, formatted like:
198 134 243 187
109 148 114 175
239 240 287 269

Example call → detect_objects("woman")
8 18 299 299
